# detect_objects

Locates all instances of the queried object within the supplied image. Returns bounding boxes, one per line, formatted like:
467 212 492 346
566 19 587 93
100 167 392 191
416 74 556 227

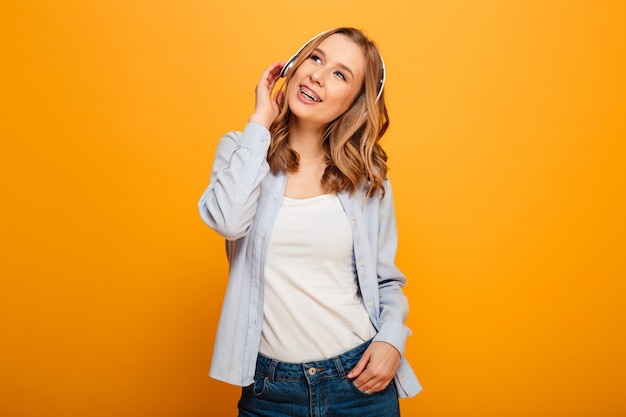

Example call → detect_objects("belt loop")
268 359 279 382
333 356 346 379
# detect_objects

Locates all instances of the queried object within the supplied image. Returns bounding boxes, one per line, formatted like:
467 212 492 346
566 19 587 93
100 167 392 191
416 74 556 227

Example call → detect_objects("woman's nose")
310 68 324 85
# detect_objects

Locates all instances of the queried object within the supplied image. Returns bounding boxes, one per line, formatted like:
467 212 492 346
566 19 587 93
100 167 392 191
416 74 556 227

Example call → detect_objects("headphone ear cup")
280 56 296 78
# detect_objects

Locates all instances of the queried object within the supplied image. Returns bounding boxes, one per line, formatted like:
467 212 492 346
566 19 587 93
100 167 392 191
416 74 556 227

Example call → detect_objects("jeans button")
308 367 317 376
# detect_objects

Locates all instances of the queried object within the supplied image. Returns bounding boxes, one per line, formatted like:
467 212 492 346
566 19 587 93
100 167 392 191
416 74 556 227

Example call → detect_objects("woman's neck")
288 121 326 160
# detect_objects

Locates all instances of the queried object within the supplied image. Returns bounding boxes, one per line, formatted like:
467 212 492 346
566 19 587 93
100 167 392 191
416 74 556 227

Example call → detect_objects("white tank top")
259 194 376 362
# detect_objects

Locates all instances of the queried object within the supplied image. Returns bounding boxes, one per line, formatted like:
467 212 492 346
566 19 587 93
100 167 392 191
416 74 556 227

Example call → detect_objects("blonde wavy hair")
267 27 390 198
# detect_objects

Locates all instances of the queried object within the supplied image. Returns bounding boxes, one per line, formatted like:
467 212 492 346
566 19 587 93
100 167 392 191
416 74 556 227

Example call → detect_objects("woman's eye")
335 71 345 80
310 55 322 64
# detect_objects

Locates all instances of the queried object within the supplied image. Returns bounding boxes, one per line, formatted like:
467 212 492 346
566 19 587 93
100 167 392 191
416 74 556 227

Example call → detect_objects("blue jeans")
238 340 400 417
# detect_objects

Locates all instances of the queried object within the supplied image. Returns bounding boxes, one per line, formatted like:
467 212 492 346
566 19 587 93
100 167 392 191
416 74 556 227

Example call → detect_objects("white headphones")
279 30 386 102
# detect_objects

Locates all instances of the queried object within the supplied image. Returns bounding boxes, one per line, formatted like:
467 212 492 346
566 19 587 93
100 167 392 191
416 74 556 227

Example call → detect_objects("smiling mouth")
300 86 322 102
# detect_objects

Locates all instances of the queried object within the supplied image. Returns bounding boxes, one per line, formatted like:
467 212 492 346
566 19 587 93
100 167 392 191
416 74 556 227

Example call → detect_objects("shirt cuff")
373 321 411 355
240 123 271 154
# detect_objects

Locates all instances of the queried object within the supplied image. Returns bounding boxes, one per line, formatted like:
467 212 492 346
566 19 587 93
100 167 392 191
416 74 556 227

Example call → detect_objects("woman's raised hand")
248 61 286 129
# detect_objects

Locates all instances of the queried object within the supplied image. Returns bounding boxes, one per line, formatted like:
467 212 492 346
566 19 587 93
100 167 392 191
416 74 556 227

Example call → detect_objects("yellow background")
1 1 625 416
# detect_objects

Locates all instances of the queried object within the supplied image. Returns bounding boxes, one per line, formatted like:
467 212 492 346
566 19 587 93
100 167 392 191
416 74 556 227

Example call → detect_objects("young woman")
199 27 421 417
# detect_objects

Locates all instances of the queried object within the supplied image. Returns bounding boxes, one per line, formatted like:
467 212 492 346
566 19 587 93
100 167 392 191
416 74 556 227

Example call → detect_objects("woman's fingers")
249 61 286 128
347 342 401 394
259 61 284 95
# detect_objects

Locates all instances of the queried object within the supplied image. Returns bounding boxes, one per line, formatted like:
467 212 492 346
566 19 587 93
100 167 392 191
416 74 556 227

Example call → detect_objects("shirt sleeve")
198 123 272 240
370 180 412 355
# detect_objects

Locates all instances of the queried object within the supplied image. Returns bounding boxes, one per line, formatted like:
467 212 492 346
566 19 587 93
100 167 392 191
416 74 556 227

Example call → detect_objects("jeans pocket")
348 378 394 398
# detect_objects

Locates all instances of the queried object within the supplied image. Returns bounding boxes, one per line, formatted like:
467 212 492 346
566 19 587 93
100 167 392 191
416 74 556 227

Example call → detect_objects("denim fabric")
238 340 400 417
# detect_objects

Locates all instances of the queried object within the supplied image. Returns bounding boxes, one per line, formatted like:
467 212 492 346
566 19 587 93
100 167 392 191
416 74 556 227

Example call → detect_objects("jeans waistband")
255 339 372 383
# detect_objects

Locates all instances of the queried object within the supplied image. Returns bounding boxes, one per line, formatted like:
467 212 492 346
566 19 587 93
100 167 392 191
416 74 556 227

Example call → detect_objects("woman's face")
286 33 366 128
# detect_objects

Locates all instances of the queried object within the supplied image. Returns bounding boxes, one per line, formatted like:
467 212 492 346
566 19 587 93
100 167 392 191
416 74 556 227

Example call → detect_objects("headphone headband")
279 30 386 101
